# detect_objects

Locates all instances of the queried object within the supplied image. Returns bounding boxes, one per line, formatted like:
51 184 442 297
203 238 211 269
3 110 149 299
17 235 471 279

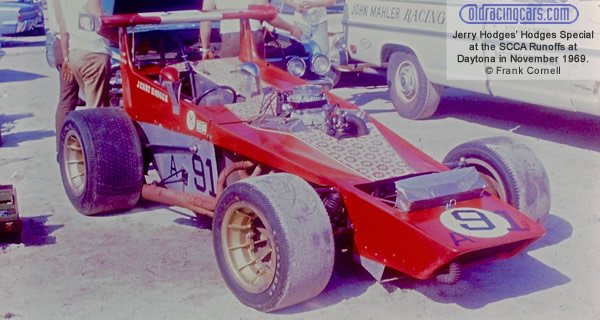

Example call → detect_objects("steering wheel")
193 86 238 106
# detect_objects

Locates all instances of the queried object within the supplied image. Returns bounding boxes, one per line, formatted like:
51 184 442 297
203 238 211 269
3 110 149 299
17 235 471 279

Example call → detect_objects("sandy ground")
1 34 600 320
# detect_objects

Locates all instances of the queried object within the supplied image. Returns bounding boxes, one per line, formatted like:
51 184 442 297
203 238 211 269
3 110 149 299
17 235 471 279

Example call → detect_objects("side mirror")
160 67 181 115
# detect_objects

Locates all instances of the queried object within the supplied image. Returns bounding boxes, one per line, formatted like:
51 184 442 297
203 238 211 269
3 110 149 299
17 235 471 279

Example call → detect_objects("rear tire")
443 136 551 224
58 108 144 215
213 173 334 312
387 51 441 120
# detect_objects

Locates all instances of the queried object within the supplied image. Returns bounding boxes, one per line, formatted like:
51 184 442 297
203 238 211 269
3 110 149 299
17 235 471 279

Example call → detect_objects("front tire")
387 51 441 120
213 173 334 312
443 136 551 224
58 108 144 215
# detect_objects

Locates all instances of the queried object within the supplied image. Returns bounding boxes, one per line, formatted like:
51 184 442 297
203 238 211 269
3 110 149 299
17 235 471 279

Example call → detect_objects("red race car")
57 5 550 312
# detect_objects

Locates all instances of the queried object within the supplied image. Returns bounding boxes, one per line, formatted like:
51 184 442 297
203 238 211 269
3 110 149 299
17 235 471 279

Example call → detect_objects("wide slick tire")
58 108 144 215
443 136 551 224
387 51 441 120
213 173 334 312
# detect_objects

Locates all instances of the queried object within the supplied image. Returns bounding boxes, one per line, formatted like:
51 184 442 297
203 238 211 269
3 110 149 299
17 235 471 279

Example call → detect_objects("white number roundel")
440 208 511 238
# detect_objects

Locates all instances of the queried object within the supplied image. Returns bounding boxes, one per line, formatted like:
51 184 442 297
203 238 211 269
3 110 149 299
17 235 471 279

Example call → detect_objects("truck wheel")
387 51 441 120
443 136 551 224
58 108 144 215
213 173 334 312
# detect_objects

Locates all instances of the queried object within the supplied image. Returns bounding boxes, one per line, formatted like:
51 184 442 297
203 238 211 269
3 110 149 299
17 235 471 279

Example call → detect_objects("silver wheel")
213 173 334 311
63 131 86 197
394 60 418 103
387 51 441 120
221 201 277 294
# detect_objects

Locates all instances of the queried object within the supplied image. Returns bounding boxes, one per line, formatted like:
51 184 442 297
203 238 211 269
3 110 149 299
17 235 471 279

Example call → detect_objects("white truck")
337 0 600 119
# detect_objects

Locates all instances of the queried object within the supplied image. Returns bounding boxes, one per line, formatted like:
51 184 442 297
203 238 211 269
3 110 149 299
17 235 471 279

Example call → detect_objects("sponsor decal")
186 110 196 131
196 120 207 135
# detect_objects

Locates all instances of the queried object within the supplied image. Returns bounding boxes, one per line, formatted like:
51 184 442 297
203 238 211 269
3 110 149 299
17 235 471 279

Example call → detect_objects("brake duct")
141 160 261 218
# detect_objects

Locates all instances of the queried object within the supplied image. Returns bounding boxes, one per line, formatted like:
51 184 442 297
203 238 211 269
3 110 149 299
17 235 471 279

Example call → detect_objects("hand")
290 26 303 39
60 61 73 82
299 1 312 12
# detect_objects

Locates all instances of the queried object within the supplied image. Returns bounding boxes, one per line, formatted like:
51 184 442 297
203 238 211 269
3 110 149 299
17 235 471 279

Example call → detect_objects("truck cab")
341 0 600 119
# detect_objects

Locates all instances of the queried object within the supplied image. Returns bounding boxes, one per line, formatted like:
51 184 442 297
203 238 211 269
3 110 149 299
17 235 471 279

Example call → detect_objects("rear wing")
96 5 278 27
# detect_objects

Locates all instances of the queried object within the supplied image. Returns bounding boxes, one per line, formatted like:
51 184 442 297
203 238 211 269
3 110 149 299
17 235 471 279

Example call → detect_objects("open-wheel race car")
57 5 551 312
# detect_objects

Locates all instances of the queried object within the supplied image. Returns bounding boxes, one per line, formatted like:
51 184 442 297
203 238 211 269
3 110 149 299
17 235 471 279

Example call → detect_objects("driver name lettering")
136 80 169 103
136 80 150 93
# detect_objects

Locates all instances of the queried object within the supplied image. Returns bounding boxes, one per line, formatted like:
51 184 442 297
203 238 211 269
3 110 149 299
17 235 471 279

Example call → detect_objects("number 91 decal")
440 208 530 246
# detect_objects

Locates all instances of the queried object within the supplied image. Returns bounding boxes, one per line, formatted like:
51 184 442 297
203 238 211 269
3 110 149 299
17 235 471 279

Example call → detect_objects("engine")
254 84 370 139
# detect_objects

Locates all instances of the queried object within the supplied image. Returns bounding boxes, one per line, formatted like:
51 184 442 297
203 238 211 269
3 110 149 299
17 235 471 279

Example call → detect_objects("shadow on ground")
0 112 33 128
336 82 600 152
0 130 55 147
336 72 387 89
275 250 375 314
378 214 571 309
0 69 46 82
336 73 390 109
0 215 63 247
171 207 212 230
0 35 45 48
277 214 571 312
433 89 600 152
0 113 54 147
91 199 213 230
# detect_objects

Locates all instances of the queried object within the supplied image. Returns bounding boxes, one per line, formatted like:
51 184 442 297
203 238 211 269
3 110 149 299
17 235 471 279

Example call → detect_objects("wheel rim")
221 201 277 294
464 158 508 202
63 130 86 197
394 61 418 103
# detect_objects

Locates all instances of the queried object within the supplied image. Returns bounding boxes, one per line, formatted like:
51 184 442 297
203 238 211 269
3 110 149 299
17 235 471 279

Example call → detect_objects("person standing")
48 0 80 150
284 0 335 54
53 0 111 147
200 0 303 59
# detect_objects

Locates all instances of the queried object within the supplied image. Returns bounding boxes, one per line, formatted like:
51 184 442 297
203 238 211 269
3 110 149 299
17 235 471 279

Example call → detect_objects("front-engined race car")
57 6 551 312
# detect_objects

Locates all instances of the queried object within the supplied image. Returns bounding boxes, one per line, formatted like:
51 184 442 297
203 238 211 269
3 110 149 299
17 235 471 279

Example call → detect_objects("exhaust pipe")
141 160 261 218
142 184 216 217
